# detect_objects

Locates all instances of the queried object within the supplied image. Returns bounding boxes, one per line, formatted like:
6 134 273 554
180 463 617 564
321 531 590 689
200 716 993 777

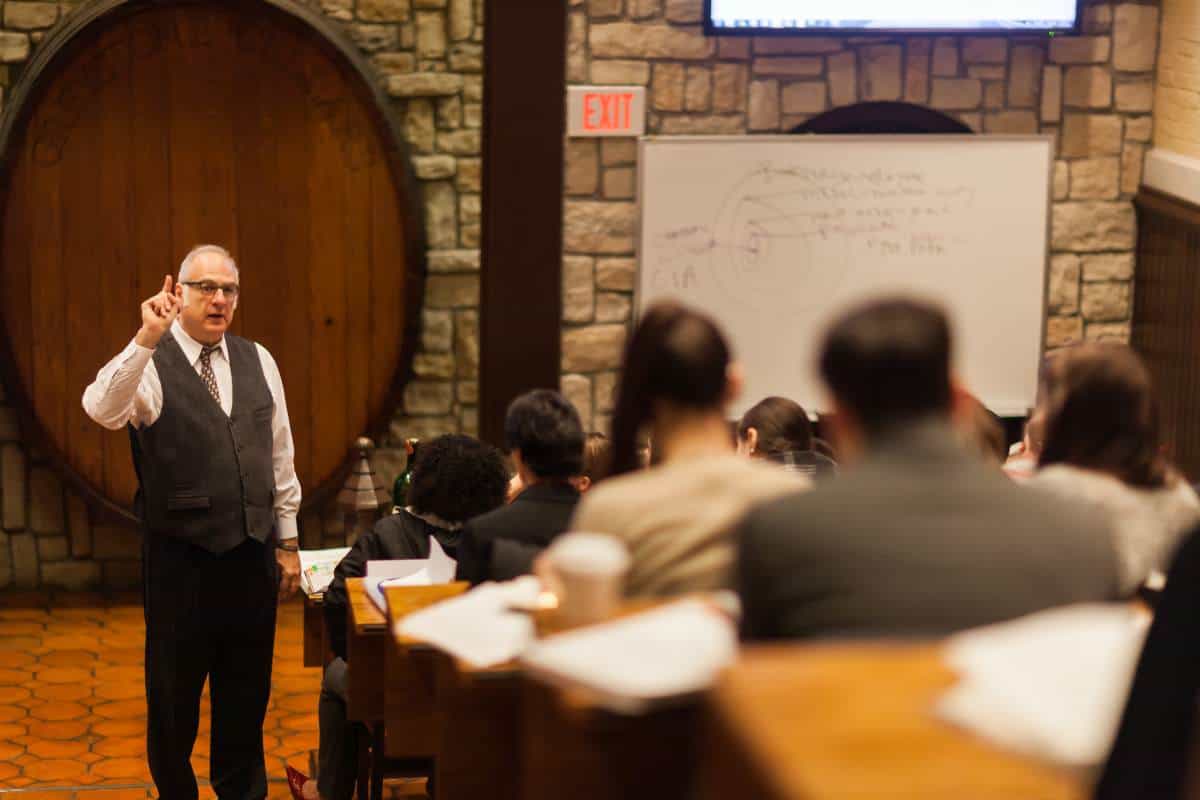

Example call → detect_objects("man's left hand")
276 546 301 602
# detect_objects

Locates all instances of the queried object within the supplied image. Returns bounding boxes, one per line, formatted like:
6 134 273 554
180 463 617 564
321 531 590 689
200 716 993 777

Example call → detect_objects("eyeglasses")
181 281 240 298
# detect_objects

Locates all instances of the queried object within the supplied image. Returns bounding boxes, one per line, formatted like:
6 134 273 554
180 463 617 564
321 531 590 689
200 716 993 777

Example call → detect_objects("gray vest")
130 331 277 553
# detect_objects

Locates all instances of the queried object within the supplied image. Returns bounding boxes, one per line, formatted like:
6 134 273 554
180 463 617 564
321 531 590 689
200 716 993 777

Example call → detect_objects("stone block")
1069 157 1120 200
413 353 456 379
1112 4 1158 72
92 524 141 560
36 535 67 562
563 256 596 323
591 60 652 85
1060 114 1123 158
423 181 458 249
1122 142 1145 195
967 65 1006 81
456 158 481 191
1081 282 1131 321
665 0 702 22
41 561 101 590
3 2 57 29
984 82 1006 110
1052 202 1135 252
780 81 825 115
931 78 982 110
405 99 436 154
448 0 473 40
455 311 479 379
0 33 30 63
596 257 636 290
28 467 62 535
955 112 981 132
717 38 751 59
652 63 685 111
561 374 594 430
753 37 842 55
567 12 588 83
562 325 628 373
905 39 931 104
1054 160 1069 200
604 167 637 199
962 38 1007 64
590 23 714 60
1042 66 1062 123
564 201 637 254
10 532 35 587
413 155 457 181
437 130 480 156
425 274 479 308
596 292 632 323
860 45 902 101
437 96 462 130
712 64 748 113
1084 4 1113 33
1048 254 1080 314
388 73 464 98
602 139 638 166
1085 322 1131 343
685 66 712 111
2 444 25 531
464 76 483 103
1081 253 1134 282
448 43 483 72
321 0 354 19
630 0 661 18
752 57 822 78
983 111 1037 134
66 493 89 559
459 407 479 437
422 309 454 352
1008 45 1043 108
358 0 411 21
1063 66 1112 109
1114 81 1154 113
566 139 599 196
595 371 620 413
588 0 623 17
828 51 857 107
1046 315 1084 348
350 24 399 53
428 249 480 272
1049 36 1111 64
389 415 459 443
931 38 958 77
404 381 454 415
457 381 478 404
748 80 780 131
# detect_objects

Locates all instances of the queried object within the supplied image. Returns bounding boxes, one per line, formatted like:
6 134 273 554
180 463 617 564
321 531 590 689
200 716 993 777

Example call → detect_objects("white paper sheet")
395 577 543 668
519 599 738 714
364 539 458 612
299 547 350 596
936 603 1149 767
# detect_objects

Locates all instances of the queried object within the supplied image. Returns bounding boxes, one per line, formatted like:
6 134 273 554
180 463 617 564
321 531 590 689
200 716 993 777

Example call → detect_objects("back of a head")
609 302 731 475
581 432 612 483
738 396 813 456
1038 343 1168 489
504 389 585 480
408 434 510 523
819 297 952 435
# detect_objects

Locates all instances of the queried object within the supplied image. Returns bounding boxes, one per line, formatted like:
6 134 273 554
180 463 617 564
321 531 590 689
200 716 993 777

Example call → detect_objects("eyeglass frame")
180 280 240 298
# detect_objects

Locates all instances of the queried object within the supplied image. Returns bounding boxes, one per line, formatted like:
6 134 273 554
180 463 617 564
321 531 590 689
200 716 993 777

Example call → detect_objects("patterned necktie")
199 344 221 405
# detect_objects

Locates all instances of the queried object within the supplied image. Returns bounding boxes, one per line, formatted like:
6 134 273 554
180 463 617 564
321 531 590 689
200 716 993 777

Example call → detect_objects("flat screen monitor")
705 0 1082 34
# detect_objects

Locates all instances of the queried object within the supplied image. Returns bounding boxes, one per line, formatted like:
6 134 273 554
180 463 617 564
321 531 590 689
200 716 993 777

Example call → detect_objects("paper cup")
549 532 630 627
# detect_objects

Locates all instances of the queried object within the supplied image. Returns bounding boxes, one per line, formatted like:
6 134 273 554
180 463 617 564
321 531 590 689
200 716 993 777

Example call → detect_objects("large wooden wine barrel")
0 1 424 519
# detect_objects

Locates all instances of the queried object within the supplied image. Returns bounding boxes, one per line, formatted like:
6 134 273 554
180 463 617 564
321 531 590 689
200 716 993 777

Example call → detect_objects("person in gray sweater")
736 298 1121 642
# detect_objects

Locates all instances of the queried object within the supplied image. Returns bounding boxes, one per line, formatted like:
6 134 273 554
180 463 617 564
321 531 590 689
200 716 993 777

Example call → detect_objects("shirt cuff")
276 517 299 542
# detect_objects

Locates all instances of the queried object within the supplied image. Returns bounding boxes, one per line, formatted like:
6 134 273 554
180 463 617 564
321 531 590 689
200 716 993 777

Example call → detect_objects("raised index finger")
161 274 173 294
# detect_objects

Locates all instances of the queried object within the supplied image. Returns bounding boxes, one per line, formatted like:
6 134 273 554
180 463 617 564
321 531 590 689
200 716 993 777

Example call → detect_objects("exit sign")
567 86 646 137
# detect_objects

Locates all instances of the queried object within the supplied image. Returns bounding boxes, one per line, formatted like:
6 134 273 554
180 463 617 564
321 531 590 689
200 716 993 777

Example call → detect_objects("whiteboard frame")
634 134 1056 418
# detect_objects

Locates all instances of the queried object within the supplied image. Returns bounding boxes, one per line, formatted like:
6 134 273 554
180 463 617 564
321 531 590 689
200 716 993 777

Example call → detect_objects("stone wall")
1155 0 1200 156
560 0 1162 433
0 0 482 590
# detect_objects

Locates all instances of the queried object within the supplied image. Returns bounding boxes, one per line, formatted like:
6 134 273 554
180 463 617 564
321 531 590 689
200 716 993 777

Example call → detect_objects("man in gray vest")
83 245 301 800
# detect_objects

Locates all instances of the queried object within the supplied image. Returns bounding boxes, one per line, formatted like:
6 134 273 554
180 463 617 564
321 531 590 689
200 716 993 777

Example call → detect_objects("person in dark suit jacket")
308 434 508 800
455 389 585 585
736 297 1121 641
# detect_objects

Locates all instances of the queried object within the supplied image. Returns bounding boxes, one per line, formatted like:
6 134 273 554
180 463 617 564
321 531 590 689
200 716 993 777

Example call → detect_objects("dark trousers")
143 534 278 800
317 658 361 800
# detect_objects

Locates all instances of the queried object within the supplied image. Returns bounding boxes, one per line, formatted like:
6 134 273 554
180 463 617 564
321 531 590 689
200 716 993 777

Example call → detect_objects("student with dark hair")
455 389 585 585
301 434 509 800
567 302 805 598
572 432 612 492
737 396 838 480
1028 343 1200 594
736 297 1120 641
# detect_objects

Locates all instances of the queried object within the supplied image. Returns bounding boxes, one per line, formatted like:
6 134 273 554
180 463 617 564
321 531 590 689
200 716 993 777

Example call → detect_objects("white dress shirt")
82 319 300 540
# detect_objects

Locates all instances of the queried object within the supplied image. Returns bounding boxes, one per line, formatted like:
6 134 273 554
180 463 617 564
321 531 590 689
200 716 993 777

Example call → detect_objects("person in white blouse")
82 244 301 800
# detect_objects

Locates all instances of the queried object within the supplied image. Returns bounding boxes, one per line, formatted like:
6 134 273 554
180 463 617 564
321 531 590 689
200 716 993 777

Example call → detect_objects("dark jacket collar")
514 480 580 505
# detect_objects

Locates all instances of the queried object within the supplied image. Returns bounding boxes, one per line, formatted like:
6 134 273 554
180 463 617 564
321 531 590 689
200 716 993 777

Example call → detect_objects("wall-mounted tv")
705 0 1082 34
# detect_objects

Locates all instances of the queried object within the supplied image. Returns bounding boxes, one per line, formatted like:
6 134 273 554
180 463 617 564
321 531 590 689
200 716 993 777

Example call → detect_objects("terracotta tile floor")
0 596 320 800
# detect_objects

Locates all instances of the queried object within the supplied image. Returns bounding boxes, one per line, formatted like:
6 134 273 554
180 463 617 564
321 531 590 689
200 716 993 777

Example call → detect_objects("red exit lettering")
583 92 635 132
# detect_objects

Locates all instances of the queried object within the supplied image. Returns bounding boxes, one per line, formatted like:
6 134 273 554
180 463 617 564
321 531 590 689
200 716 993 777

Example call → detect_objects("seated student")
304 434 509 800
736 395 838 480
572 431 612 491
455 389 585 585
736 297 1120 641
566 302 806 598
1026 343 1200 595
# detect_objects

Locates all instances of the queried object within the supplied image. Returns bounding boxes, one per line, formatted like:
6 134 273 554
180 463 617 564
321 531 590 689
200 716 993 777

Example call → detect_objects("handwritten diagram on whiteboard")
637 136 1053 416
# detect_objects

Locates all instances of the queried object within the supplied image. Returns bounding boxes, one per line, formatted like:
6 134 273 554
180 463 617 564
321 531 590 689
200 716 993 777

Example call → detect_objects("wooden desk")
303 593 327 668
346 578 388 723
701 642 1086 800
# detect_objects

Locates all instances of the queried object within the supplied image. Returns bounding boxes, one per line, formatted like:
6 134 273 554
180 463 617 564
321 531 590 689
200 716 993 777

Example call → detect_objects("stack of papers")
364 537 457 612
936 603 1150 767
519 599 738 714
395 577 543 668
299 547 350 596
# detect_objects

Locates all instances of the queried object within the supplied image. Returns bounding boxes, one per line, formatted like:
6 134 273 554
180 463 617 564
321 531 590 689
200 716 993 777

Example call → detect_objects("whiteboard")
636 135 1053 417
